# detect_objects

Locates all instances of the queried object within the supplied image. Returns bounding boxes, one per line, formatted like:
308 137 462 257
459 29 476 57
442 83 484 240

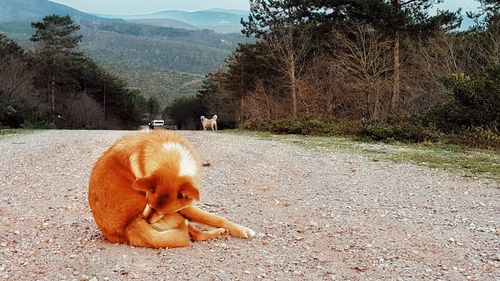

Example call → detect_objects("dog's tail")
212 115 217 120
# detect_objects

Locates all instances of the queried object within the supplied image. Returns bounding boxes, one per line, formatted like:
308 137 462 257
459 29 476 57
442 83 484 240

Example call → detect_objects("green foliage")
223 43 273 97
448 127 500 150
107 67 203 107
243 0 460 38
241 117 350 136
164 96 208 130
30 15 84 123
147 96 160 116
20 120 55 129
0 34 44 128
79 23 240 75
467 0 500 27
30 15 82 52
0 19 147 129
360 123 440 143
418 64 500 131
197 70 242 128
0 34 24 58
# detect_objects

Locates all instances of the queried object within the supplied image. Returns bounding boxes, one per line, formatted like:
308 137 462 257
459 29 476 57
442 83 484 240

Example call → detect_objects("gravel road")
0 130 498 280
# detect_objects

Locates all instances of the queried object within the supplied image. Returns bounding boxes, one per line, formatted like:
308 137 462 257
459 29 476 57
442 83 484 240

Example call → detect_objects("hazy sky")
49 0 479 15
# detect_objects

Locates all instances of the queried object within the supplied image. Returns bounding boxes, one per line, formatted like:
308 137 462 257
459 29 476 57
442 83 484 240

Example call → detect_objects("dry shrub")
61 92 104 129
449 127 500 150
241 81 289 121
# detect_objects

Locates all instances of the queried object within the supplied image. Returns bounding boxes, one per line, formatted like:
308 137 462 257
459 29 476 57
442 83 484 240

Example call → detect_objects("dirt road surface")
0 130 498 280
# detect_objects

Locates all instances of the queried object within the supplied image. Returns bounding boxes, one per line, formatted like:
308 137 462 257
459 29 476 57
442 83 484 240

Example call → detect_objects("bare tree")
0 55 44 124
0 56 36 104
266 25 310 118
242 81 289 121
331 25 394 120
61 92 104 129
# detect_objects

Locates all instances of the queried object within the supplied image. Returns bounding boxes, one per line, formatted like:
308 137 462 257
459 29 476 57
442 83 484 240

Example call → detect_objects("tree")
468 0 499 27
223 43 274 121
419 64 500 131
30 15 83 123
198 70 239 126
0 35 43 127
147 96 160 116
386 0 460 114
331 25 394 120
164 97 208 130
267 25 310 117
243 0 460 115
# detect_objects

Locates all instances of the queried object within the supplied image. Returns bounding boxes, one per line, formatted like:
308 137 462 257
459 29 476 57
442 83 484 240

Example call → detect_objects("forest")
167 0 499 149
0 15 163 129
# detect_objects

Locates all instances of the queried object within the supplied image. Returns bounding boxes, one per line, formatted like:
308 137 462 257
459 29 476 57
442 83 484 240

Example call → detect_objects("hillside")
107 66 203 106
117 9 247 34
79 24 235 74
126 18 198 30
0 0 251 106
0 20 249 72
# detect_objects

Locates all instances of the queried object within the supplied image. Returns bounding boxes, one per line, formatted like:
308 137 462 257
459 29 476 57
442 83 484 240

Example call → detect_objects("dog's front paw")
229 224 256 239
211 227 228 236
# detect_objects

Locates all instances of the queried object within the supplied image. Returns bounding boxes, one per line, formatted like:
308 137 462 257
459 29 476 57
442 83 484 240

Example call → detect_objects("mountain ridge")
0 0 122 23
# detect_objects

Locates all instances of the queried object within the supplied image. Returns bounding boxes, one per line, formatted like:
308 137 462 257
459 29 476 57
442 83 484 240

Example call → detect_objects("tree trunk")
289 52 298 118
51 67 56 124
239 97 245 123
391 30 400 114
103 80 106 121
391 0 401 115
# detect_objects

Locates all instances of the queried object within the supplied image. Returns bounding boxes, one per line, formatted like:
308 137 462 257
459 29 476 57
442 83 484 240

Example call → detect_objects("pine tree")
147 96 160 117
243 0 459 115
30 15 83 123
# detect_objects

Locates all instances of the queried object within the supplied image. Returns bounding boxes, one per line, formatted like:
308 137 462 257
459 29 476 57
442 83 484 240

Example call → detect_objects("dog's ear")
132 176 156 193
178 183 200 201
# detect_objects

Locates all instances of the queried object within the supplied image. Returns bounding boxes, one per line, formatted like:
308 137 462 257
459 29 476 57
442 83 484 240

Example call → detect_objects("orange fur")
88 130 255 248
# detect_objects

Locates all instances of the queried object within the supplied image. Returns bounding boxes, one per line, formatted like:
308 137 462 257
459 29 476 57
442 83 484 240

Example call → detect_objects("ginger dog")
88 130 255 248
200 115 217 131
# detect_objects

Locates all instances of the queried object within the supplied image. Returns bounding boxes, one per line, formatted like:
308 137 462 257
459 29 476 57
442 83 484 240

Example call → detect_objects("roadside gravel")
0 130 498 280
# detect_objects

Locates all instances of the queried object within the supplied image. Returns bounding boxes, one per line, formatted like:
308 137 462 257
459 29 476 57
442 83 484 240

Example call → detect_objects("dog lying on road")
88 130 255 248
200 115 217 131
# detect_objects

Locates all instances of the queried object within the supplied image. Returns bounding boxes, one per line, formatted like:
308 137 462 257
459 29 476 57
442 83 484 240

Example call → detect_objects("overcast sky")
49 0 479 15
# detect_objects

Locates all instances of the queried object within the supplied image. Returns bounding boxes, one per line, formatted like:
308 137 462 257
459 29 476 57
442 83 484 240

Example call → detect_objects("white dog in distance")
200 115 217 131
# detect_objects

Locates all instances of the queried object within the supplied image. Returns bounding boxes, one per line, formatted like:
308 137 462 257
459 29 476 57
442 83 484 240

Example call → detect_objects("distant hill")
79 22 236 74
117 9 247 34
0 0 121 23
204 9 250 16
126 18 198 30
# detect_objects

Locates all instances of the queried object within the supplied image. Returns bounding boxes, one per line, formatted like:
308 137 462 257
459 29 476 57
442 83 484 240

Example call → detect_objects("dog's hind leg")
125 218 191 248
188 223 227 241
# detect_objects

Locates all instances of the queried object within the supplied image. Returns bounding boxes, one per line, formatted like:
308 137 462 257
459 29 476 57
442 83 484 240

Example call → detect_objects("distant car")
148 119 164 129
